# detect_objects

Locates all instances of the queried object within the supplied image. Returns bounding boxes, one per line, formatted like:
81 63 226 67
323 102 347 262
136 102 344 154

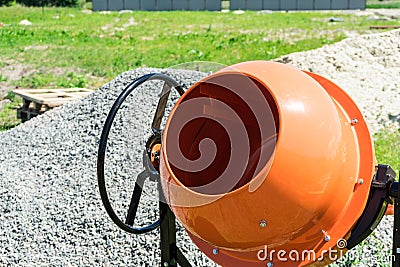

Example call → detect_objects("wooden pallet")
13 88 94 122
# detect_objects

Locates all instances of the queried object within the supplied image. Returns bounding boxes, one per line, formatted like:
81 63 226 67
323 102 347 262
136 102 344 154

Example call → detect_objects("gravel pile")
1 30 399 267
0 69 213 267
275 29 400 134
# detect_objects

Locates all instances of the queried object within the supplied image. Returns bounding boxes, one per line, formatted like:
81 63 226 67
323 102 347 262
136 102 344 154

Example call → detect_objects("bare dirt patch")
0 59 98 99
0 60 35 98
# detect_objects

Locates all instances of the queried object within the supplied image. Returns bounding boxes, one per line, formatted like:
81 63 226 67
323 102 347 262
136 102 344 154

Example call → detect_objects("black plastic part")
347 164 396 249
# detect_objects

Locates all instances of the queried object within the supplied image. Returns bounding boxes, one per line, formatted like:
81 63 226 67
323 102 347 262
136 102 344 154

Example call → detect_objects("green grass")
1 6 399 84
0 73 7 82
13 71 86 88
368 3 400 8
0 6 400 131
367 0 400 9
0 7 347 77
374 128 400 176
0 91 21 131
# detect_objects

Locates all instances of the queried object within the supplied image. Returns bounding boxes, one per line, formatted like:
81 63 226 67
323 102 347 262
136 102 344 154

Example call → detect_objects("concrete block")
280 0 297 10
297 0 314 10
247 0 263 10
188 0 205 10
230 0 246 10
331 0 349 9
173 0 189 9
141 0 157 10
109 0 124 10
349 0 365 9
314 0 330 9
158 0 172 10
125 0 140 9
263 0 280 10
93 0 108 11
205 0 221 10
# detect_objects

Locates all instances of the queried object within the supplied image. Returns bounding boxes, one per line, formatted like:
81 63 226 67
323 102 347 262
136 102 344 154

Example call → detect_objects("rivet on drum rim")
324 234 331 242
212 248 219 255
260 219 267 228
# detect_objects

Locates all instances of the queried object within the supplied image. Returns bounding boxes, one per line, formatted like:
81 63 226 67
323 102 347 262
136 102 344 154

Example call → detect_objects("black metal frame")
159 187 192 267
389 174 400 267
345 164 400 267
393 191 400 267
347 165 396 249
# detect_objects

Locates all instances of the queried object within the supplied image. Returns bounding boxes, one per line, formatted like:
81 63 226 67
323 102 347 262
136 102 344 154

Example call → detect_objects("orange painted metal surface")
159 61 376 266
386 204 395 216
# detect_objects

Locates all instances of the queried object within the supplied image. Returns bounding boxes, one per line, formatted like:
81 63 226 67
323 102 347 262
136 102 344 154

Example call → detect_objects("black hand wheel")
97 73 184 234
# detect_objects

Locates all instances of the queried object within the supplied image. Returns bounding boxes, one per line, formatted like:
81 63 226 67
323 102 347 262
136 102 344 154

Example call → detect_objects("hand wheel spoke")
151 82 172 134
125 170 148 226
152 81 185 134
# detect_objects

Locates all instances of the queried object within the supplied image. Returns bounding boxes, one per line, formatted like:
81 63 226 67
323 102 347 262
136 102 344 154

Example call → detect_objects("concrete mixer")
97 61 399 267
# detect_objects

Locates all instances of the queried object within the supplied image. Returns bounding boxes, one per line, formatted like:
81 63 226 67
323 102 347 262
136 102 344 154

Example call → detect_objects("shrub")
16 0 46 6
16 0 79 7
50 0 79 7
0 0 14 6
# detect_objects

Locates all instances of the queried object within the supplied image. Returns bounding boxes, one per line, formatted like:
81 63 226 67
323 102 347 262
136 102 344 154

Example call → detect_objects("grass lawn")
375 128 400 175
0 6 398 175
367 0 400 9
1 6 399 90
0 91 21 131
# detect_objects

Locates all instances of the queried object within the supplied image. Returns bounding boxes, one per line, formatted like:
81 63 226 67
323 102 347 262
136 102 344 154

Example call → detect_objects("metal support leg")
160 201 178 267
159 183 192 267
393 181 400 267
